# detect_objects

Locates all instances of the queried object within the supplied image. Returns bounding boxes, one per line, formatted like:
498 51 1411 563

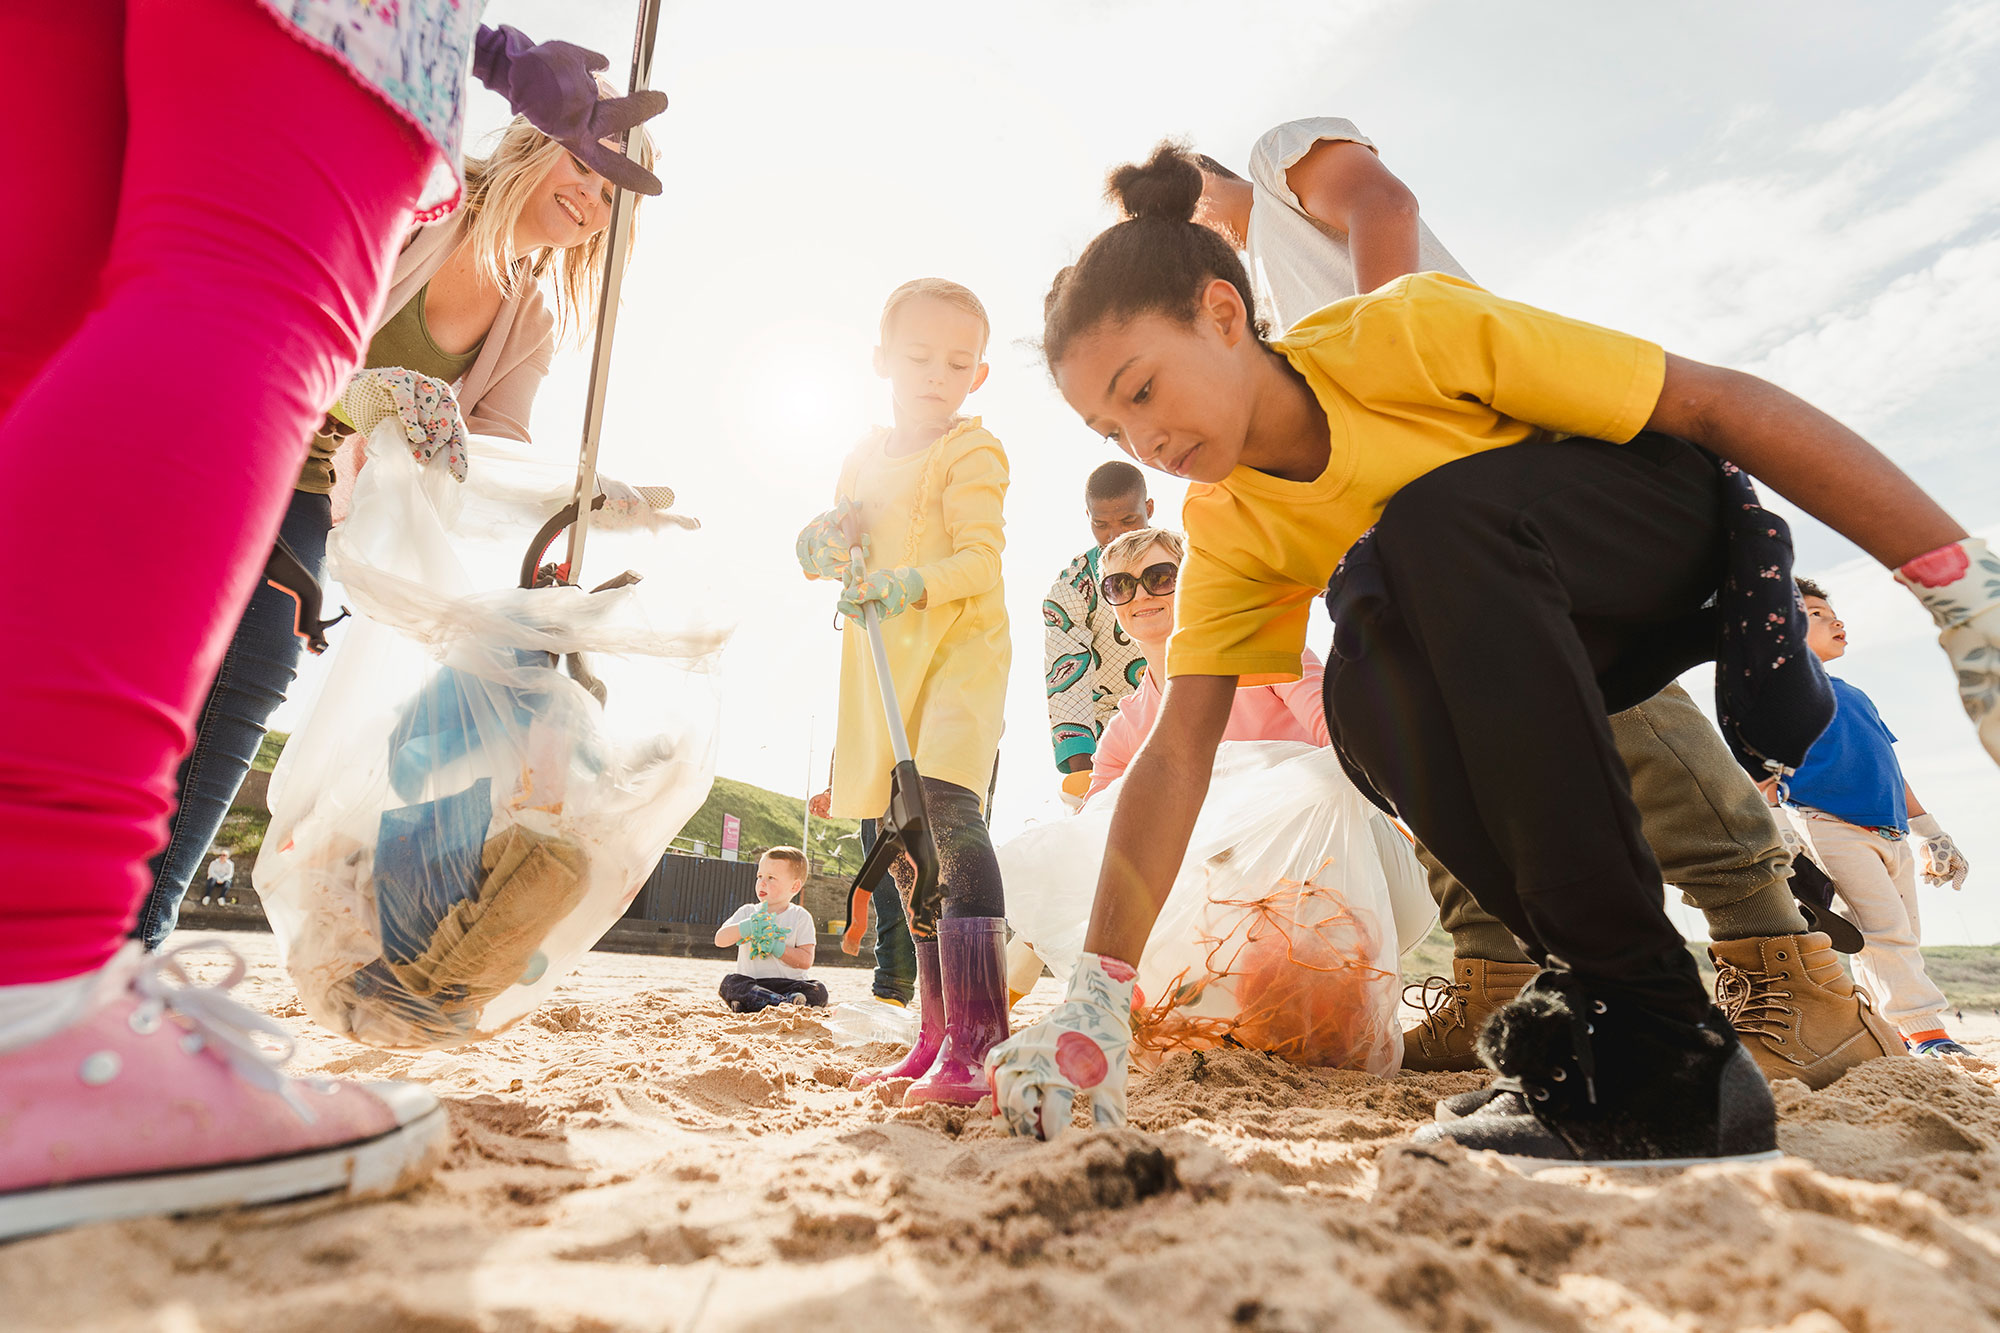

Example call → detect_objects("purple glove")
472 24 667 196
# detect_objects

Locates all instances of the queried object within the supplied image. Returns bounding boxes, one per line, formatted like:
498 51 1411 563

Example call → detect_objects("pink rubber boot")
906 917 1009 1106
0 945 448 1240
852 937 944 1087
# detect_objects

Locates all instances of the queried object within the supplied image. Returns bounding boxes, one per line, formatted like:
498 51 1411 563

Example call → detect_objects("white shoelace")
132 944 317 1123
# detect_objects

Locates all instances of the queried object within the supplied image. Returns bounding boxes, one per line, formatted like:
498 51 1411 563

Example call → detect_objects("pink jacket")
1085 648 1332 801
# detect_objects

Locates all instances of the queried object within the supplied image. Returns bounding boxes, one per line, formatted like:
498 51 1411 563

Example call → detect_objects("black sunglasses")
1100 561 1179 606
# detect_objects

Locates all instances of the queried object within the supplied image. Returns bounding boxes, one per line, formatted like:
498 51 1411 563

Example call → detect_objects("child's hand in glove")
1896 537 2000 765
796 500 867 581
336 367 469 482
742 908 792 960
838 566 925 621
1910 814 1971 890
986 952 1135 1142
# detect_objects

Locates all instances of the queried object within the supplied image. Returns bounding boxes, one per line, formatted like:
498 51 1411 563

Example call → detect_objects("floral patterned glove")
986 952 1134 1142
337 367 469 482
838 566 925 622
796 500 868 581
1896 537 2000 765
1909 814 1970 891
741 909 791 960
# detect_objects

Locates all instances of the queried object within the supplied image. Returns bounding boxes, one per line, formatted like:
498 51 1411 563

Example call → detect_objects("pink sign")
721 814 741 852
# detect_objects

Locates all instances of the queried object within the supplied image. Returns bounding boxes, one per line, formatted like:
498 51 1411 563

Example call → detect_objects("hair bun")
1106 141 1204 225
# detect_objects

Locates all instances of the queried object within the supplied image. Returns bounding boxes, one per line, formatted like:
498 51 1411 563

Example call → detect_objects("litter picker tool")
559 0 664 592
838 515 942 955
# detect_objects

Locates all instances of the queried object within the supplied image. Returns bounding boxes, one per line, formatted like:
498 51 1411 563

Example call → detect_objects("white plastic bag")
258 424 728 1050
1001 741 1432 1076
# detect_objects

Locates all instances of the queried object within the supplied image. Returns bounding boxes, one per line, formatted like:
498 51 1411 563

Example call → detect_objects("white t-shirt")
722 902 816 980
1245 117 1471 332
206 856 235 886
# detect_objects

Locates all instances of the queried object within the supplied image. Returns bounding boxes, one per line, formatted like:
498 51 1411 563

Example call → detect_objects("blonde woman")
138 115 655 948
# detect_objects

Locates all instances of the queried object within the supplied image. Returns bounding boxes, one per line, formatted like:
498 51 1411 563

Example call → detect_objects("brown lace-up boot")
1709 931 1904 1090
1401 958 1541 1072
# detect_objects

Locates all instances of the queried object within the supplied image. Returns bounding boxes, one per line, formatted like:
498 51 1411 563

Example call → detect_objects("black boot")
1412 970 1778 1168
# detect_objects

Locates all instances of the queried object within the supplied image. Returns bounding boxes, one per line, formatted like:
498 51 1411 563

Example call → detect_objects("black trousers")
1323 434 1725 1022
720 973 829 1011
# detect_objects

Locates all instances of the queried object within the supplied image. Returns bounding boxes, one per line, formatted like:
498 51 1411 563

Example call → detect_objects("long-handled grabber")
838 521 940 955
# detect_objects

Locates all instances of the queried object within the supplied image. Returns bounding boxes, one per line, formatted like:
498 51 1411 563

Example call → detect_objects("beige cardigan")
379 211 558 442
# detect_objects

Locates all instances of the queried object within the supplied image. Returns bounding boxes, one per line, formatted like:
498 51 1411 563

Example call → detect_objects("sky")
287 0 2000 942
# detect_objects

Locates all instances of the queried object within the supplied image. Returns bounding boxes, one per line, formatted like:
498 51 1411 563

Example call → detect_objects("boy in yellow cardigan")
795 278 1011 1105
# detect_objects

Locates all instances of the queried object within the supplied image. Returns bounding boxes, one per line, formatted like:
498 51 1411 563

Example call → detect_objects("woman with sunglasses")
1083 526 1330 802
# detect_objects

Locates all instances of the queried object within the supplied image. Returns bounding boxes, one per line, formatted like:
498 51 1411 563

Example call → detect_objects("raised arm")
1645 354 1965 568
1285 139 1422 295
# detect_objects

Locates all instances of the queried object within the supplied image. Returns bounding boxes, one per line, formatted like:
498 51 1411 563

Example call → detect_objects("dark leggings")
861 818 917 1003
1323 434 1726 1023
134 488 330 948
720 973 829 1011
886 777 1004 929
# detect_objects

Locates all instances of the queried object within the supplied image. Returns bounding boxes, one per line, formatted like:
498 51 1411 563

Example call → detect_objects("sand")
9 934 2000 1333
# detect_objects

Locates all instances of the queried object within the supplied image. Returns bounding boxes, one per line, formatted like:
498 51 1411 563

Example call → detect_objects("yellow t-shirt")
830 418 1012 817
1169 273 1666 685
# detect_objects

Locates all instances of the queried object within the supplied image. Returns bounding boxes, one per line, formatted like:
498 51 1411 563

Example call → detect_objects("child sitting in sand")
715 848 828 1012
794 279 1011 1105
988 143 1997 1168
1779 579 1973 1056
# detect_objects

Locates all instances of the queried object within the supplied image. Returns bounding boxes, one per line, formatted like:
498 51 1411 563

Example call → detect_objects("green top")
297 282 486 494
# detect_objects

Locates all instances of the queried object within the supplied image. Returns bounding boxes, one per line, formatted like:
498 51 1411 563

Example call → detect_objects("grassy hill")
657 775 865 876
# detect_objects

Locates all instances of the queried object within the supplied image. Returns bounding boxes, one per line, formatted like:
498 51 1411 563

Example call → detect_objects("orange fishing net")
1130 863 1396 1072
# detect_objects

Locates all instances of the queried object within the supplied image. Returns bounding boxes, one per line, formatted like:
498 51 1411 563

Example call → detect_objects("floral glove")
1910 814 1970 891
741 909 791 960
986 952 1134 1142
1895 537 2000 765
796 500 868 581
337 367 469 482
838 566 925 622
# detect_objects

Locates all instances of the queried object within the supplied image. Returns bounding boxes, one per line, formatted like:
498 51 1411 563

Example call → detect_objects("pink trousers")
0 0 436 982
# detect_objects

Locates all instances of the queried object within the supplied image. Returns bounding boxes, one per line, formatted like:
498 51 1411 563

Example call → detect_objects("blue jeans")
862 817 917 1003
133 489 330 948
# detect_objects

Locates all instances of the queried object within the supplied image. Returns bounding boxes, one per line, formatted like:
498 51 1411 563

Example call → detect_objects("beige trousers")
1793 811 1947 1034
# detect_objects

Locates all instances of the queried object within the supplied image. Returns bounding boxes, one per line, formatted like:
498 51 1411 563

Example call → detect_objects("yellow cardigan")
828 418 1011 818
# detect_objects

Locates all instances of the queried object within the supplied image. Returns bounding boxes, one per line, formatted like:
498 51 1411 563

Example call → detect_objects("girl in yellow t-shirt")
989 146 1995 1170
794 279 1011 1106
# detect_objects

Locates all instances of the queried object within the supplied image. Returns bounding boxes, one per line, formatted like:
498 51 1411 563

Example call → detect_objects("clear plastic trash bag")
1000 741 1433 1076
825 998 922 1048
258 424 728 1050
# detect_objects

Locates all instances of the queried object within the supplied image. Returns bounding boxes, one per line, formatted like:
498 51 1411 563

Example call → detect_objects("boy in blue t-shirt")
1782 579 1974 1057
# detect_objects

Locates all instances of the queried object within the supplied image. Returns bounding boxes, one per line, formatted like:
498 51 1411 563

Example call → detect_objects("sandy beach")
8 933 2000 1333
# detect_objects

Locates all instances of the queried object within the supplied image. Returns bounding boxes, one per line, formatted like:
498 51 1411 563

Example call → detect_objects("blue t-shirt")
1787 677 1907 831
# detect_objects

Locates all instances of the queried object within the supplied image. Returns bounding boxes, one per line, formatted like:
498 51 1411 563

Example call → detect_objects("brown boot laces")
1404 975 1467 1047
1714 959 1794 1038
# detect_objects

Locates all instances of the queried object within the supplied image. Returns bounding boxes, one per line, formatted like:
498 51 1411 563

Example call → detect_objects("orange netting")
1130 862 1395 1072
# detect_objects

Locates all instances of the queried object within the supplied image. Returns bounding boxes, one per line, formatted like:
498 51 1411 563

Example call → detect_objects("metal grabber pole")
562 0 666 587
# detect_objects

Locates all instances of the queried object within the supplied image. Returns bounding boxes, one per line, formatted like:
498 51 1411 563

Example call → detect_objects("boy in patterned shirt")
1044 462 1153 800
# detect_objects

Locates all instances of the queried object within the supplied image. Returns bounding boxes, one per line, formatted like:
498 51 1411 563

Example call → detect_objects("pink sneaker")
0 945 447 1240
